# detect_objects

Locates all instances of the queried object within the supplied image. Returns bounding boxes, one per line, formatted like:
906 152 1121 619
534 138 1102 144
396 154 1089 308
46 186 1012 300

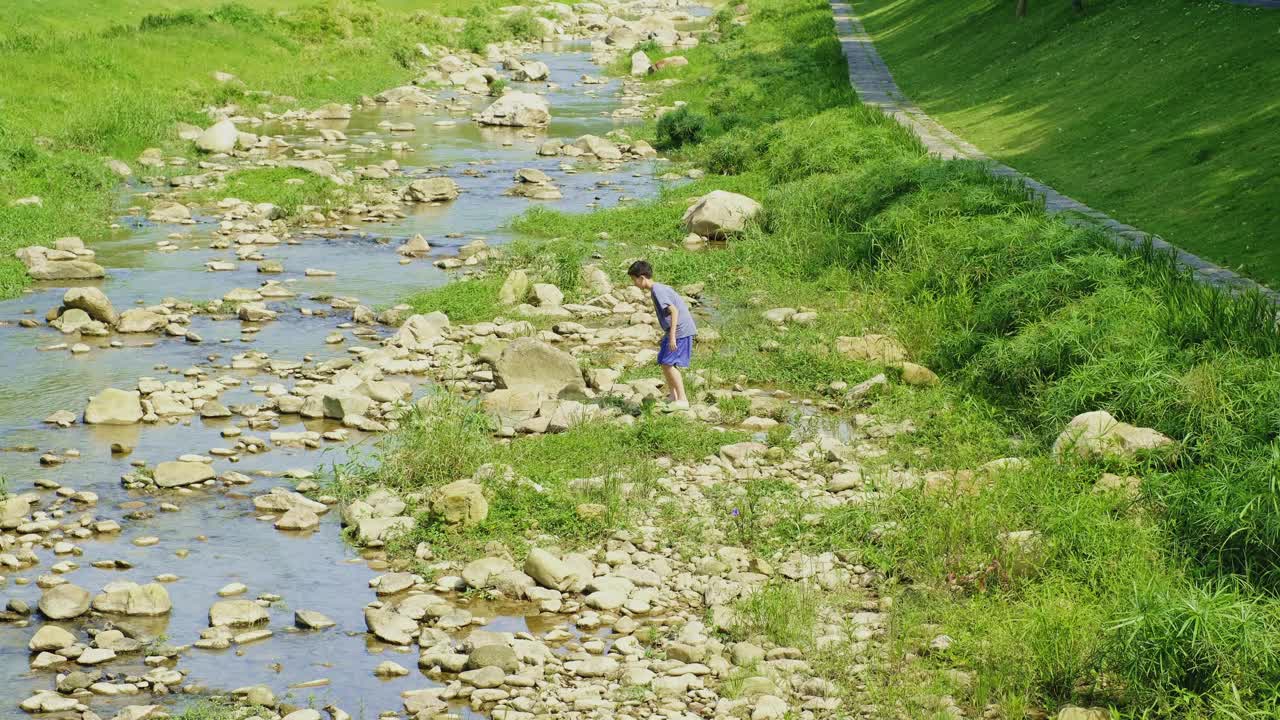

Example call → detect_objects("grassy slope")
856 0 1280 286
0 0 528 299
397 0 1280 714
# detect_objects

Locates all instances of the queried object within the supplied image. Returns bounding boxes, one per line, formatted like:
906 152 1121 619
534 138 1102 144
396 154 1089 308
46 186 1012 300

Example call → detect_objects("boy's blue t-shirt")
650 282 697 339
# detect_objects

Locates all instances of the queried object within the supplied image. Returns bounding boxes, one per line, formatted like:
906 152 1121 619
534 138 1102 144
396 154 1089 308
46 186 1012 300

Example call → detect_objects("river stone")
752 695 788 720
117 308 167 333
39 583 91 619
196 118 238 153
78 647 116 665
29 624 76 652
153 460 215 488
532 283 563 307
681 190 762 239
399 234 431 256
323 392 371 420
630 50 652 76
282 711 322 720
1053 411 1174 462
836 334 909 363
84 388 143 425
374 661 410 677
275 507 320 531
477 91 550 127
364 607 416 645
460 665 505 688
392 311 451 351
498 269 530 305
63 287 117 325
254 487 328 514
572 134 622 160
357 516 415 543
296 610 336 630
25 256 106 279
463 557 512 589
467 644 519 672
899 361 938 386
524 548 577 591
2 495 31 524
149 201 192 223
209 599 268 627
512 60 550 81
91 582 171 616
480 389 541 425
570 656 619 678
491 337 586 397
19 692 79 713
200 400 232 418
430 480 488 526
403 177 459 202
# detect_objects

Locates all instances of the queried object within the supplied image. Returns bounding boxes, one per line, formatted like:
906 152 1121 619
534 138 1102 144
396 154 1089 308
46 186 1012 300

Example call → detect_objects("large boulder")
391 312 450 352
491 337 586 397
1052 411 1176 462
91 582 172 616
153 461 216 488
62 287 117 325
430 480 489 527
681 190 762 239
403 177 459 203
477 92 550 127
84 388 143 425
195 119 238 153
39 584 91 620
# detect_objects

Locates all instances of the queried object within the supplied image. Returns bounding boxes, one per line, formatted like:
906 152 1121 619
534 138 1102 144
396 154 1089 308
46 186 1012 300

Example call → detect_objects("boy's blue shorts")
657 336 693 368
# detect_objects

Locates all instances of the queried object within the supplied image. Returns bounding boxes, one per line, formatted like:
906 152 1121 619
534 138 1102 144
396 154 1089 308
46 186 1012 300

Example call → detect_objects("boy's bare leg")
661 364 687 403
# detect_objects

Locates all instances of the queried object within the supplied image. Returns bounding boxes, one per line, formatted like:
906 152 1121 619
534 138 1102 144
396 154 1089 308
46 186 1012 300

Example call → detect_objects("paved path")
830 1 1277 299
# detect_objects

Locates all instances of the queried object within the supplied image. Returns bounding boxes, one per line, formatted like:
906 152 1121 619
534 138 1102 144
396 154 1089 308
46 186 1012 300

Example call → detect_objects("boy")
628 260 696 409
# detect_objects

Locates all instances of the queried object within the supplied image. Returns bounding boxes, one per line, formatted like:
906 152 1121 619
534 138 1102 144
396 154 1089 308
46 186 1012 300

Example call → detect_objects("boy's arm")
667 306 678 351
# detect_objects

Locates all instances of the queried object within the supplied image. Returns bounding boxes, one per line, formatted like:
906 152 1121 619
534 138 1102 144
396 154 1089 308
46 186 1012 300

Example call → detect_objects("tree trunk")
1016 0 1028 17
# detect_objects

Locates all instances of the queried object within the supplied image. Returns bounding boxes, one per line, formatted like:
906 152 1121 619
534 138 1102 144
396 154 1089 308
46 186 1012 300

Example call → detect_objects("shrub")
655 107 708 150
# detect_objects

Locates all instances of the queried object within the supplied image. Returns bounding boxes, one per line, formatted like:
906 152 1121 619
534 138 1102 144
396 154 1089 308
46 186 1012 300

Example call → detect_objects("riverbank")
0 1 702 717
394 0 1280 716
0 0 542 299
855 0 1280 287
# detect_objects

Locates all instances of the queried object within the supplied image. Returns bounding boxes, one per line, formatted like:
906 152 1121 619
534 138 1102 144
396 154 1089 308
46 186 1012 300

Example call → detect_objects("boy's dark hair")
627 260 653 278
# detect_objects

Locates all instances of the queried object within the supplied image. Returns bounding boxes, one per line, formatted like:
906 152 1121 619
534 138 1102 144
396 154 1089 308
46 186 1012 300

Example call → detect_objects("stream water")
0 42 672 719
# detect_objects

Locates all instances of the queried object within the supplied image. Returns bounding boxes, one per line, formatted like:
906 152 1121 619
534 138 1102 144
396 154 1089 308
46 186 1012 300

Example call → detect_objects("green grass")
856 0 1280 287
337 395 741 562
462 0 1280 713
0 0 528 299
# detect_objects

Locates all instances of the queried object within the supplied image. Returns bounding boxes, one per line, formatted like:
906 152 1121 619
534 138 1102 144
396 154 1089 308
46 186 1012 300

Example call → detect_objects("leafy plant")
656 107 708 150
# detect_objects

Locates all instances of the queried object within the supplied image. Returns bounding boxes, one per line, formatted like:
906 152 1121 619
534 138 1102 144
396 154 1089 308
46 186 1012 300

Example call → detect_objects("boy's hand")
667 337 677 352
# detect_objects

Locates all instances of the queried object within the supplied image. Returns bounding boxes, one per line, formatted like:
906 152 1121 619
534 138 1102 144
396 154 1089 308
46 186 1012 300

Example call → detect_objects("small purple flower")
732 508 740 517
